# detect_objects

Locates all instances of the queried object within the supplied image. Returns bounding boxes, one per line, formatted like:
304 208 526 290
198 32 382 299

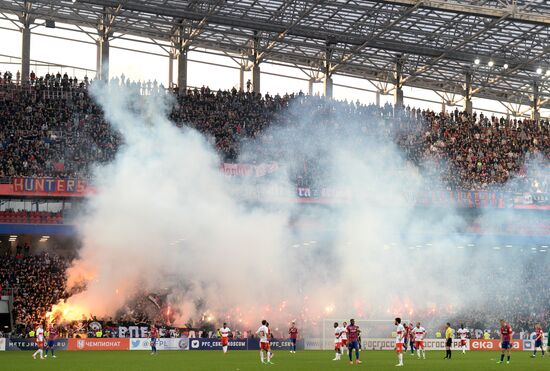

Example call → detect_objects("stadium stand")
0 71 548 192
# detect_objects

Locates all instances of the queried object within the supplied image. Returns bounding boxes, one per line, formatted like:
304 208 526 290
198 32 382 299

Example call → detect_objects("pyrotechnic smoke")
60 86 548 336
63 84 294 327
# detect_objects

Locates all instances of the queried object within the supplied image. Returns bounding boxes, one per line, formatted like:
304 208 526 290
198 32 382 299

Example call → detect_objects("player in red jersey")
531 323 545 358
220 323 231 354
497 319 513 364
406 322 415 355
288 321 298 353
346 319 362 365
150 325 159 355
32 324 45 359
266 322 275 359
44 324 58 358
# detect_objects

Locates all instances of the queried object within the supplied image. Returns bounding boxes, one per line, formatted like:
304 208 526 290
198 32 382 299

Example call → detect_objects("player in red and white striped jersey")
457 325 469 354
413 322 426 359
32 325 45 360
220 323 231 354
332 322 343 361
395 318 405 367
256 320 273 364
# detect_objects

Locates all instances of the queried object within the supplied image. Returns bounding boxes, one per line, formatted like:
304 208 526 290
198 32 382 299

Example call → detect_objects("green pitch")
2 350 549 371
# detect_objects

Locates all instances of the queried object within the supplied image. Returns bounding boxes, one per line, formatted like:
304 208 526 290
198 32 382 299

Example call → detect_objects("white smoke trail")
61 87 549 336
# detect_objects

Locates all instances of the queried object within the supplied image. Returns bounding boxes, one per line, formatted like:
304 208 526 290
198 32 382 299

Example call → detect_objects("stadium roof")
1 0 549 109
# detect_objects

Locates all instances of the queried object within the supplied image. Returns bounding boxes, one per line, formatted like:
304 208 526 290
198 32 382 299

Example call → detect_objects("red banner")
221 163 279 177
67 338 129 351
469 339 522 351
0 178 92 197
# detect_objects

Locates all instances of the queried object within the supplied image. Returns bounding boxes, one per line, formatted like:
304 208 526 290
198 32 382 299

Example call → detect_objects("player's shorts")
396 343 403 353
47 340 55 348
341 339 348 346
460 339 467 346
446 338 452 347
535 339 542 348
150 338 157 346
260 342 270 351
334 341 341 350
290 338 297 344
221 337 229 346
348 340 359 350
501 341 511 349
414 341 424 349
37 340 44 349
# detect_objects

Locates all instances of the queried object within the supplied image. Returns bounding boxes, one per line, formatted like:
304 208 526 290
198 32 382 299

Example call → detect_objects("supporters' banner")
0 178 91 197
221 163 279 177
364 338 468 351
67 338 129 351
415 190 507 209
0 337 5 351
469 339 522 351
13 177 87 194
513 192 550 210
129 338 189 351
189 338 248 351
6 338 68 351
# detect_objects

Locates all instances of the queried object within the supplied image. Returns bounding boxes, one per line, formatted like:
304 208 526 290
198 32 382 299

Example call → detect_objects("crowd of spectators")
0 252 69 327
0 70 548 193
0 250 548 339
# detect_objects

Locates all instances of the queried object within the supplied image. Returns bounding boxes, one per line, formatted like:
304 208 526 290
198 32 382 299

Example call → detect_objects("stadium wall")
1 337 542 352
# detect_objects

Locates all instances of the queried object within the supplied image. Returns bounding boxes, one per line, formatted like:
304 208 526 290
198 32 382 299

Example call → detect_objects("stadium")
0 0 549 370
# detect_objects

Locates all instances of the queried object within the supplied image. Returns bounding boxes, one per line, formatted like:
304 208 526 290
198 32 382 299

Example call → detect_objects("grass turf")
2 350 549 371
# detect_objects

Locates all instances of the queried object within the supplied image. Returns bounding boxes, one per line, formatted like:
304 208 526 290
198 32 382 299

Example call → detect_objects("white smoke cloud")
62 87 548 337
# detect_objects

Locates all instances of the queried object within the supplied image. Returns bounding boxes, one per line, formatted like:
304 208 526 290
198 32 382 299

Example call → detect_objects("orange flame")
46 301 89 324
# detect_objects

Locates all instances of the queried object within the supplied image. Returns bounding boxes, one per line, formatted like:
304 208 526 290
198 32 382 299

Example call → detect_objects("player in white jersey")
220 323 231 354
457 324 469 353
340 321 348 355
256 320 273 364
332 322 343 361
395 318 405 367
413 322 426 359
32 325 45 359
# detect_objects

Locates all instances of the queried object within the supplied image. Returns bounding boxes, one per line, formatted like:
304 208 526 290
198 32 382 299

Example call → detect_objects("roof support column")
324 42 334 99
375 90 381 107
239 64 245 91
96 10 110 81
177 45 188 95
252 34 261 93
21 22 31 85
19 1 33 85
168 50 175 90
173 24 189 95
463 71 473 115
308 78 314 95
531 79 540 121
394 55 404 110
